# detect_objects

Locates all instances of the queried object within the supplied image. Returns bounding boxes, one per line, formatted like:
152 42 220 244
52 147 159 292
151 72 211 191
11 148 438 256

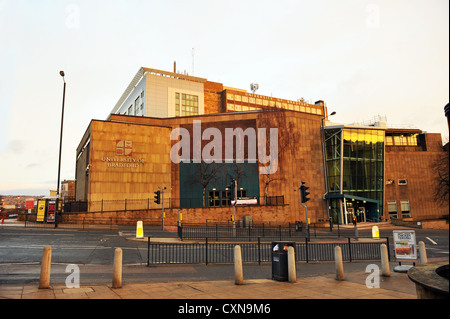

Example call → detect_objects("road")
0 225 448 286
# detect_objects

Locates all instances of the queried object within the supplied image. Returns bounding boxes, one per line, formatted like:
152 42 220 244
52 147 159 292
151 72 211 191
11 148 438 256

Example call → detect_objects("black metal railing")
177 222 339 241
16 213 162 231
63 195 285 213
147 237 390 265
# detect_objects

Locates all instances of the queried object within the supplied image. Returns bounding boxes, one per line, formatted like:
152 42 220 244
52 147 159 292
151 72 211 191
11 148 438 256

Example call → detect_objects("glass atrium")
324 126 385 224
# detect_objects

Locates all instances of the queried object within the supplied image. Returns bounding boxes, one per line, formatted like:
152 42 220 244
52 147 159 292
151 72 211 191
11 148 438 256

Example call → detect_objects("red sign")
26 200 34 209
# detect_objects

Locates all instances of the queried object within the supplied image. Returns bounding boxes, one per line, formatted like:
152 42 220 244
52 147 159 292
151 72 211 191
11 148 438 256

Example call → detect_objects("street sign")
26 199 34 210
231 198 258 206
37 200 46 222
393 230 417 259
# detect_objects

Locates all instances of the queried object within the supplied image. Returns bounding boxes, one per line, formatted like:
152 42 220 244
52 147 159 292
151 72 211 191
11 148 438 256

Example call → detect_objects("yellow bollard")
136 221 144 238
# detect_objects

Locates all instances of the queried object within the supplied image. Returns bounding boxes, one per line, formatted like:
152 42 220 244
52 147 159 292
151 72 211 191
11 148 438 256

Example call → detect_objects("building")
74 66 448 225
60 180 75 201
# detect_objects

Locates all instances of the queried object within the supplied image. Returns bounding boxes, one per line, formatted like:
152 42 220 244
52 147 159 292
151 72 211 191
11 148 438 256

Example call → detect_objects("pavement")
0 260 420 299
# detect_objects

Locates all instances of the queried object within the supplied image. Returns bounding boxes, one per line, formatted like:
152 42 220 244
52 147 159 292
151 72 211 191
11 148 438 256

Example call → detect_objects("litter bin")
272 241 295 281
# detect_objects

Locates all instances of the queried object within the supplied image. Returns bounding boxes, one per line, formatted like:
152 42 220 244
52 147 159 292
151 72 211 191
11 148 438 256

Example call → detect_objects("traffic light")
352 216 357 225
300 181 310 203
227 179 236 201
154 190 161 204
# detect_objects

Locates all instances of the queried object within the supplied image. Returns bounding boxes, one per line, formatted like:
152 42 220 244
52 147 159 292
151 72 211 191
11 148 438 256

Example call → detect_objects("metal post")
147 236 150 266
232 179 237 237
348 237 352 262
386 237 391 261
205 237 208 265
305 237 309 263
301 203 309 239
258 237 261 265
161 186 166 231
55 73 66 229
162 188 164 230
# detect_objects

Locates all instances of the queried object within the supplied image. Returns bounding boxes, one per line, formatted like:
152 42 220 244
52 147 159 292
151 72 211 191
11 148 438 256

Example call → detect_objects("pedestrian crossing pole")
160 186 166 231
300 181 310 238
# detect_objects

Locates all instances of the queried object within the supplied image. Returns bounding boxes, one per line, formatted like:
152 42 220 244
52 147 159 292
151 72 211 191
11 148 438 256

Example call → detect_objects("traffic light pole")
301 203 310 238
232 179 237 237
300 181 311 238
352 216 358 241
160 187 166 231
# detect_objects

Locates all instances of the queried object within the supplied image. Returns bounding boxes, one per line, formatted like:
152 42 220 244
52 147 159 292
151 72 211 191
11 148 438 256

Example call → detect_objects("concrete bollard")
380 244 391 277
112 248 123 289
334 246 344 281
234 245 244 285
418 241 427 264
39 246 52 289
288 246 296 283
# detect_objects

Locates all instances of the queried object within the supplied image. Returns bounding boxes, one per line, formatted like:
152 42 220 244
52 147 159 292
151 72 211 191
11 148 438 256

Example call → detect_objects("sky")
0 0 448 196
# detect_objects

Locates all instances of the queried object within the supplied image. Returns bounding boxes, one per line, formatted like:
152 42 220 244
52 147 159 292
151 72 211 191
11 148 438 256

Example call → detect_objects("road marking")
426 237 437 245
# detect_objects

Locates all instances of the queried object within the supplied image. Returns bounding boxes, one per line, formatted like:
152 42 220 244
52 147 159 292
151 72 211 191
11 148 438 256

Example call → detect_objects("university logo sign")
116 140 132 156
101 140 144 168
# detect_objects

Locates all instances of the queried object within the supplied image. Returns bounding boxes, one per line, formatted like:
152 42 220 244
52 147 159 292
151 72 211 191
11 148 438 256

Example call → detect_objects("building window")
386 133 420 147
208 190 221 207
208 189 247 207
385 136 394 146
175 93 180 116
388 200 398 219
398 179 408 185
175 93 199 117
400 200 411 218
128 105 133 115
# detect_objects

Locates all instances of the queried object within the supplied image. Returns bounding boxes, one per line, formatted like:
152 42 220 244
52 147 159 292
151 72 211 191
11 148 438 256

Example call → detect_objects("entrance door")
357 207 366 222
346 207 354 225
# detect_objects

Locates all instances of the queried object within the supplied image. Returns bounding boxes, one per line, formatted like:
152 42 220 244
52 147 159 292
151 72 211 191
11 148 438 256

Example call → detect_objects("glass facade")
325 127 385 224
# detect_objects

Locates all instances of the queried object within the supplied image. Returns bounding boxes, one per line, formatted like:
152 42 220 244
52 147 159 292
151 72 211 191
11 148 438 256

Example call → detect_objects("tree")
258 109 300 205
227 162 247 187
191 162 222 207
433 142 449 204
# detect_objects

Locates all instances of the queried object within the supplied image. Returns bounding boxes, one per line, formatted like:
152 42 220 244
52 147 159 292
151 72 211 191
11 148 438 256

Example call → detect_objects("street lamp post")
55 71 66 228
321 111 336 225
